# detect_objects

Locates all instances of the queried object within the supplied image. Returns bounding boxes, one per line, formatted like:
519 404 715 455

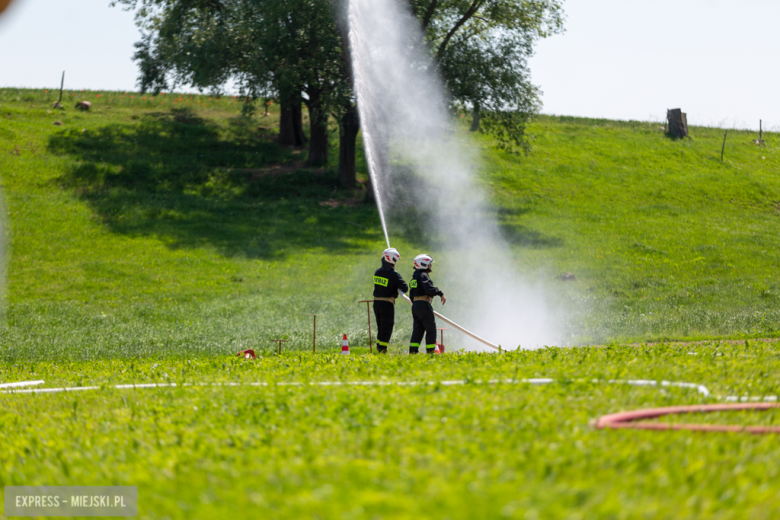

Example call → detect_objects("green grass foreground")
2 344 779 519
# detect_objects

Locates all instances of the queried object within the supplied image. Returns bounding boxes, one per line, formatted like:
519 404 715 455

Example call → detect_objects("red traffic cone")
341 334 350 355
237 349 256 360
434 344 441 354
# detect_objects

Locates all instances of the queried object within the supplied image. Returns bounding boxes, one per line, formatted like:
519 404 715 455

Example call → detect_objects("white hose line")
0 378 714 396
0 380 44 389
400 292 500 351
609 378 711 397
724 395 779 402
5 378 778 401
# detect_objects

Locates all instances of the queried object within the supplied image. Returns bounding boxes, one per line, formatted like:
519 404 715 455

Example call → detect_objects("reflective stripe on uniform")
377 341 388 347
409 343 420 347
373 276 389 287
426 344 436 349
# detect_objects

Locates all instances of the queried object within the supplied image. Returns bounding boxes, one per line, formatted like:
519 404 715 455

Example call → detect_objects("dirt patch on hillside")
228 162 327 180
319 198 362 208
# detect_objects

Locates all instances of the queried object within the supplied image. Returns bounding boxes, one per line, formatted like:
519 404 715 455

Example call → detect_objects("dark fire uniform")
372 259 409 353
408 270 444 354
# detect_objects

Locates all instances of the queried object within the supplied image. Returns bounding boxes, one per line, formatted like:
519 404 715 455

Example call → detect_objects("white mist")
348 0 563 350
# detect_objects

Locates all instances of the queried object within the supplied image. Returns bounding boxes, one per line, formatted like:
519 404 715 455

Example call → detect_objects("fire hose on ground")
399 292 500 351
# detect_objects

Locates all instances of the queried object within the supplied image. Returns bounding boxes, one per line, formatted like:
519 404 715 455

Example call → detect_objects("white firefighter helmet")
413 254 434 270
382 247 401 265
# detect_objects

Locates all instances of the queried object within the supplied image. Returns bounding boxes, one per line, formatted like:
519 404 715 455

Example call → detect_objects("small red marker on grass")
237 349 256 360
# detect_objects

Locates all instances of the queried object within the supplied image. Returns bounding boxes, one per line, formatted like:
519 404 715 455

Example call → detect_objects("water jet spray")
348 0 560 351
349 0 500 352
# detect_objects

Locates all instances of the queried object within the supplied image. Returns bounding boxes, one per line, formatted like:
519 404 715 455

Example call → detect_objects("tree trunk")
362 110 391 203
278 101 295 146
278 96 307 146
338 104 359 187
306 90 329 167
364 175 375 202
278 98 296 146
292 102 307 145
469 105 481 132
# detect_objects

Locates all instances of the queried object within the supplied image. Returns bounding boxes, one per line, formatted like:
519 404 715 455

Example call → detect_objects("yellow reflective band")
410 343 420 347
426 344 436 348
410 280 418 288
373 276 389 287
377 341 388 346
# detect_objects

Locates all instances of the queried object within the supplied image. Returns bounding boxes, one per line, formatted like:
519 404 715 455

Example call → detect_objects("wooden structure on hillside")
667 108 689 138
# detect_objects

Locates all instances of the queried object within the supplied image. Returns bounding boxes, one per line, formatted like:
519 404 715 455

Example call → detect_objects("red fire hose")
595 403 780 434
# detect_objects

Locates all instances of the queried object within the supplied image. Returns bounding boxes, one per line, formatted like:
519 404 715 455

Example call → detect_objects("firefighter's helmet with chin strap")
382 248 401 265
413 254 434 270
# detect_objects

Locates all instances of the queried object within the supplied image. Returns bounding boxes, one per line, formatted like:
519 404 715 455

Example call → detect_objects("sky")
0 0 777 130
528 0 780 130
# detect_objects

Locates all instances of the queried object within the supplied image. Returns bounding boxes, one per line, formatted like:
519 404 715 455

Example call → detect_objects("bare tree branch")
435 0 485 61
421 0 438 30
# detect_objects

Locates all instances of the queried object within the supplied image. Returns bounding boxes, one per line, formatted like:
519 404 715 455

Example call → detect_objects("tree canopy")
113 0 564 179
416 0 564 149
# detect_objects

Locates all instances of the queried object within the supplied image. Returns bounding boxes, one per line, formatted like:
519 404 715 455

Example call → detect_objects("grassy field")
481 116 780 344
0 88 390 360
2 343 780 519
2 88 780 360
2 87 780 518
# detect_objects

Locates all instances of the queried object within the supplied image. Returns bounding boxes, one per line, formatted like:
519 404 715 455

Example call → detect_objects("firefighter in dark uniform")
372 248 409 354
409 254 446 354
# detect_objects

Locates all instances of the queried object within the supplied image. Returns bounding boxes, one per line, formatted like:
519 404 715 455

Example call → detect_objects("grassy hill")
1 88 780 360
481 116 780 343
